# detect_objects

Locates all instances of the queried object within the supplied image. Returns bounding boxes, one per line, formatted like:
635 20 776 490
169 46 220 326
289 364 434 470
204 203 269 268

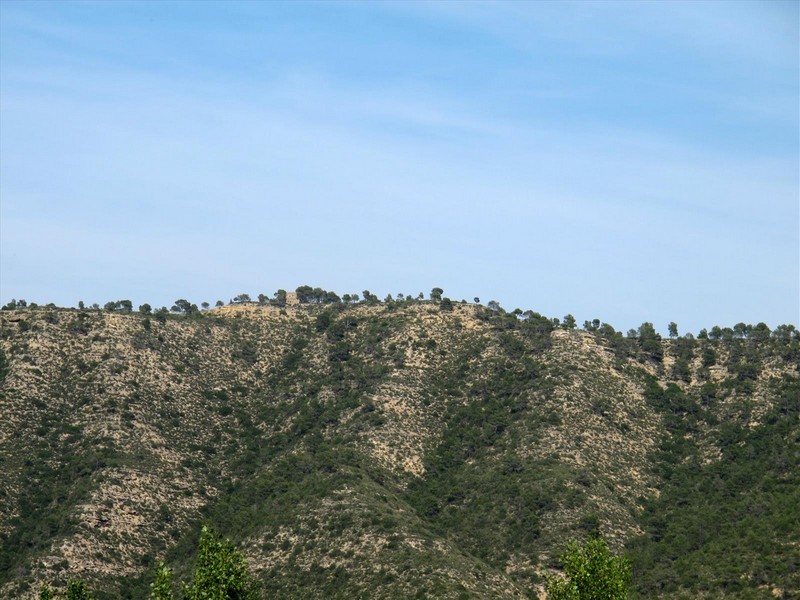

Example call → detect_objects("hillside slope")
0 300 797 599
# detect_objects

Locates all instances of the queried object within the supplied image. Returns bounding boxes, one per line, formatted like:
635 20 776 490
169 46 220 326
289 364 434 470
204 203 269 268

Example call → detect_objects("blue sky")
1 0 797 333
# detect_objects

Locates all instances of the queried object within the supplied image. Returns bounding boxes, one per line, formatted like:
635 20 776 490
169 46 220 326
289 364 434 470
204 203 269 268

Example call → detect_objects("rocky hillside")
0 298 797 599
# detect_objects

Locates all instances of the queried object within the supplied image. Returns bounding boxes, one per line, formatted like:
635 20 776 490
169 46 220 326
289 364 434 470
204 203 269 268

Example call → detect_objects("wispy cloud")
1 1 796 330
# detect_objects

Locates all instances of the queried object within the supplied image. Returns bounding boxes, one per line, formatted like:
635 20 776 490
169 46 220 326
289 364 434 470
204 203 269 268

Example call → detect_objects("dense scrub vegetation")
0 287 797 598
628 376 800 598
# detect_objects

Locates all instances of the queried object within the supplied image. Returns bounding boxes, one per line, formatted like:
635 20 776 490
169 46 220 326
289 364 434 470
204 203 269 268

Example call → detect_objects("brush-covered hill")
0 295 797 599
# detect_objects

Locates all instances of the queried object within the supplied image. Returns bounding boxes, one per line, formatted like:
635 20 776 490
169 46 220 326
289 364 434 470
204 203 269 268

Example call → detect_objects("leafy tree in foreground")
66 580 95 599
546 536 630 600
181 525 259 600
150 562 174 600
39 584 55 600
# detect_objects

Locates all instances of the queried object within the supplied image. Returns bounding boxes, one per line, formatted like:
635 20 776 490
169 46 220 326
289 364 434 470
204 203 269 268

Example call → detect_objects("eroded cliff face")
0 302 796 599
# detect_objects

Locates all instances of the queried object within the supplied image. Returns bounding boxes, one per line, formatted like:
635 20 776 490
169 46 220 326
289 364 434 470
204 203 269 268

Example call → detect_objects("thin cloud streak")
1 1 797 332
